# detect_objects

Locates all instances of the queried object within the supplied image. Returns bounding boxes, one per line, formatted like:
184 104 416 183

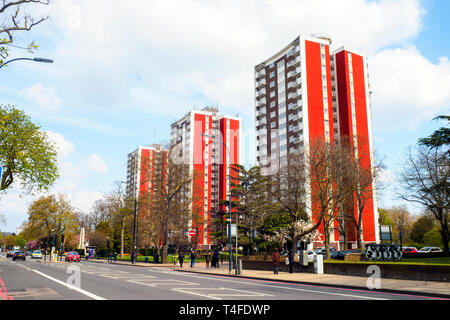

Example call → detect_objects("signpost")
189 230 196 237
379 225 393 243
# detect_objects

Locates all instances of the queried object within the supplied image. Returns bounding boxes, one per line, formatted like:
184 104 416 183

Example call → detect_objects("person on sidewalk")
271 248 280 274
212 249 219 268
190 250 196 268
205 251 211 268
178 251 185 268
288 249 294 273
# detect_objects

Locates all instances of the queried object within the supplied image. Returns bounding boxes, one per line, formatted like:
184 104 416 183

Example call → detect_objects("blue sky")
1 0 449 233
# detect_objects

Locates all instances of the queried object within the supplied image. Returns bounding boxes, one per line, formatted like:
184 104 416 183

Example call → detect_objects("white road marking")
101 274 157 280
127 279 199 287
171 287 273 300
171 272 388 300
14 262 106 300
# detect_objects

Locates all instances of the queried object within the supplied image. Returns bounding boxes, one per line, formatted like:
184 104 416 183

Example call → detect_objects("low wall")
241 259 450 282
403 252 450 258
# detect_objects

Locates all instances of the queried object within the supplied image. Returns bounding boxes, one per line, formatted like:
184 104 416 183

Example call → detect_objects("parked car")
330 250 349 260
314 247 336 255
31 250 43 259
65 251 81 262
307 250 316 262
418 247 442 253
26 250 33 256
12 251 26 261
402 247 418 254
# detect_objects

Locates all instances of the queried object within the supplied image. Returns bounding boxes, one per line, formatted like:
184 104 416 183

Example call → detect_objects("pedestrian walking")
212 249 219 268
271 248 281 274
288 249 294 273
205 251 211 268
190 250 196 268
178 252 185 268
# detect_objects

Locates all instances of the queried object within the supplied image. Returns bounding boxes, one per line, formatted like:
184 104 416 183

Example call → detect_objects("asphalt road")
0 253 445 301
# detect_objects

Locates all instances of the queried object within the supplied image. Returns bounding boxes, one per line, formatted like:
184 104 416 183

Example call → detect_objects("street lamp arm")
0 57 53 69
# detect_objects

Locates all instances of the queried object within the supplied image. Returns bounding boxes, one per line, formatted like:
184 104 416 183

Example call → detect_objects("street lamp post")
59 228 65 262
200 133 236 274
130 153 139 264
0 57 53 69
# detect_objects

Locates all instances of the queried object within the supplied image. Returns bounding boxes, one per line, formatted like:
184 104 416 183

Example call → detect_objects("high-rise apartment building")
255 34 378 249
331 46 379 247
170 107 242 249
126 144 168 209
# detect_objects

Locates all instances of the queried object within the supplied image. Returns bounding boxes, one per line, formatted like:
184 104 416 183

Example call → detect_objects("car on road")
12 251 26 261
418 247 442 253
402 247 418 254
31 250 43 259
65 251 81 262
26 250 33 256
7 250 18 258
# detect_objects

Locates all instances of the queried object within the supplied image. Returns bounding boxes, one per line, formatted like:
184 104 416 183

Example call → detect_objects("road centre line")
167 271 387 300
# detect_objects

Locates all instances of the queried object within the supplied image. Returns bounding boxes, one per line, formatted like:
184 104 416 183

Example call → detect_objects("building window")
270 81 275 88
270 71 275 78
270 91 275 98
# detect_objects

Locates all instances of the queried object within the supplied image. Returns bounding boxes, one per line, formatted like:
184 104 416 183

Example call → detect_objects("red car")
402 247 418 254
65 251 81 262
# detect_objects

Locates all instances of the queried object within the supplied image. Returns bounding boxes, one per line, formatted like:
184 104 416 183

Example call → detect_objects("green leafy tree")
22 194 78 244
418 115 449 150
410 214 435 245
0 105 58 193
423 226 447 248
230 165 271 255
0 0 50 66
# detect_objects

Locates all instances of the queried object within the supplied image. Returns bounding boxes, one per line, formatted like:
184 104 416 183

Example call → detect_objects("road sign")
189 230 196 237
379 225 393 241
227 224 237 237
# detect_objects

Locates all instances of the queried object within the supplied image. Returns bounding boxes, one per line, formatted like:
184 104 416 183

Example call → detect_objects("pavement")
81 258 450 298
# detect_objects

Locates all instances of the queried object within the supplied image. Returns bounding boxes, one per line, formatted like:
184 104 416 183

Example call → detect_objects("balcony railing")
256 117 267 127
255 69 266 80
255 79 266 89
256 98 267 108
255 107 267 118
255 88 266 99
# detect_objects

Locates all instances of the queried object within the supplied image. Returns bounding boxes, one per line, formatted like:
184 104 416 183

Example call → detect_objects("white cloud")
370 46 450 131
67 190 104 213
32 0 425 117
22 83 61 111
45 130 75 158
83 154 108 173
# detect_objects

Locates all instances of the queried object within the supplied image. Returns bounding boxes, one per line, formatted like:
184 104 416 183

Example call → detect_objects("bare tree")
1 0 51 65
399 145 449 252
340 135 384 250
148 146 192 263
389 205 413 246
